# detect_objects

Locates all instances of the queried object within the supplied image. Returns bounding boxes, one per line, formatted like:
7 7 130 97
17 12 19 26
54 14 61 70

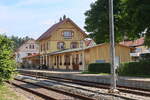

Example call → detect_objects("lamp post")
108 0 119 93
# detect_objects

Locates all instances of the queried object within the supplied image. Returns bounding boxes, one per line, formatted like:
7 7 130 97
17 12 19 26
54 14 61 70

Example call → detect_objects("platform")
18 69 150 90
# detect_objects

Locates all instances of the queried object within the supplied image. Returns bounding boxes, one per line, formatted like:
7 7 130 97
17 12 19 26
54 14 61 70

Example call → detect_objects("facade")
35 17 132 71
37 17 87 69
120 37 150 61
49 43 132 70
15 40 39 63
22 54 40 68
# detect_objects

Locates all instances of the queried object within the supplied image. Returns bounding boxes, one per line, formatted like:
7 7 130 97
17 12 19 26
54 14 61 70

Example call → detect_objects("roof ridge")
37 18 87 41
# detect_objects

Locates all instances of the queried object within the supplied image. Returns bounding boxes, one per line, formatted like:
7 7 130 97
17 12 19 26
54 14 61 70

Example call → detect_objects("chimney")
59 17 62 22
63 15 66 20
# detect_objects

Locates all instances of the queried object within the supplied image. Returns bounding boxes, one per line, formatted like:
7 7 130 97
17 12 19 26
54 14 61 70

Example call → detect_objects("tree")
84 0 125 44
84 0 150 46
123 0 150 46
0 35 16 83
10 35 33 51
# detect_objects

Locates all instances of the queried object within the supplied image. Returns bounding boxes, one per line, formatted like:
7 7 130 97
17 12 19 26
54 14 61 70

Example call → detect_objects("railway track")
20 71 150 98
8 78 96 100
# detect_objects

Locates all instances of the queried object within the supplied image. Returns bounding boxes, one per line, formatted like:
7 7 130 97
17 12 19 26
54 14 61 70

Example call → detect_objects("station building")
23 17 132 70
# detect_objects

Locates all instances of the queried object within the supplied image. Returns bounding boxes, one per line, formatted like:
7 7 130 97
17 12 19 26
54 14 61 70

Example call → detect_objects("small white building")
15 40 39 63
120 37 150 61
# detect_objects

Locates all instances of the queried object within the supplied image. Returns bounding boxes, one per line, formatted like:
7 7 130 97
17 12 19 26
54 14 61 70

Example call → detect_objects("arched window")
71 42 78 49
57 42 65 50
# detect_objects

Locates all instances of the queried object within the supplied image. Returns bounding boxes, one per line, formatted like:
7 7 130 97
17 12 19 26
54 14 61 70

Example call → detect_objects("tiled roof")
120 37 144 47
23 53 40 59
85 40 92 46
37 18 87 41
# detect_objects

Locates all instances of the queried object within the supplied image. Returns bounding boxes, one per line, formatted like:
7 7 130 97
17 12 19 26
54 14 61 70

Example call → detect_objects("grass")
81 71 110 75
0 84 26 100
119 74 150 78
81 72 150 78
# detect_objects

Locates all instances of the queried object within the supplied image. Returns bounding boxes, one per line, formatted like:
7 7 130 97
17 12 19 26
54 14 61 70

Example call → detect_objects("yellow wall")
39 21 86 54
84 44 131 65
50 44 131 70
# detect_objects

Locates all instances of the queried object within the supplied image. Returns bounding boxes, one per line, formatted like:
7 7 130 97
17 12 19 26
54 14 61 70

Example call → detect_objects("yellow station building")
26 17 132 71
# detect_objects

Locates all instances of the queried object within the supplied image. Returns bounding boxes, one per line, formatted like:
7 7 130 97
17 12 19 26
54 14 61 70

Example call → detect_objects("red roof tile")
120 37 144 47
23 53 40 59
85 40 92 46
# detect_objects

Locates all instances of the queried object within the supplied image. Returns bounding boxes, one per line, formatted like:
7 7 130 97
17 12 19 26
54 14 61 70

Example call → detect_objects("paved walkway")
18 69 150 82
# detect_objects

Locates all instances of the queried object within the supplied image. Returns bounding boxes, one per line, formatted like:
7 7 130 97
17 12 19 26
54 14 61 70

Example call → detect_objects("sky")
0 0 96 39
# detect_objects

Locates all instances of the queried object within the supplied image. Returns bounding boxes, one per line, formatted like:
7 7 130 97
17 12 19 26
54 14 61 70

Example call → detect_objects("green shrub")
88 63 110 73
140 53 150 60
118 60 150 76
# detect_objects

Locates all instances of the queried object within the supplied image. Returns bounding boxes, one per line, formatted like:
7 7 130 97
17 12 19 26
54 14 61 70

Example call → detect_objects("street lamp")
108 0 119 93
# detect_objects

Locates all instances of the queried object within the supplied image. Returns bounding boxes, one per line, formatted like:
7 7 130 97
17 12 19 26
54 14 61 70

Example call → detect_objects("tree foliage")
84 0 150 46
9 35 33 51
0 35 16 83
84 0 125 44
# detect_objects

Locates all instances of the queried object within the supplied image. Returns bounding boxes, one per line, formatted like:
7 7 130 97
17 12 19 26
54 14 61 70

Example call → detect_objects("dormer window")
62 31 73 39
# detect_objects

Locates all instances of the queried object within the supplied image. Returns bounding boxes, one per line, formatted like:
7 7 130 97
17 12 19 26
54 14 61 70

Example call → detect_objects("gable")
49 21 86 41
37 18 87 41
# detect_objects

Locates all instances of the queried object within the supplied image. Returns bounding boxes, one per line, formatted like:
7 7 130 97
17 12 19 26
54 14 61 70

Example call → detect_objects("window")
57 42 65 50
29 45 32 49
80 41 84 48
32 45 34 49
71 42 78 48
28 53 32 56
135 48 142 53
63 31 73 39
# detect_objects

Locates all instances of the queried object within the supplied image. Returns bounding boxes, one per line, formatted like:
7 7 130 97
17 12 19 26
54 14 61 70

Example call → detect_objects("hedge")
118 60 150 76
88 63 110 73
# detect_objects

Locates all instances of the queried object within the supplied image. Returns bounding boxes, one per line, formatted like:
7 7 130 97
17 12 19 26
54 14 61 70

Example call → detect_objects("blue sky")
0 0 96 39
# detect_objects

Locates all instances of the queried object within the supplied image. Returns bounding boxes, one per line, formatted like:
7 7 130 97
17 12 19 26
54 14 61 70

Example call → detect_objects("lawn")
0 84 26 100
81 71 110 75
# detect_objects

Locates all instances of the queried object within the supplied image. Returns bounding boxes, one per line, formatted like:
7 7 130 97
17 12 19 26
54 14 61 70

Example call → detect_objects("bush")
140 53 150 60
118 60 150 76
0 35 16 83
88 63 110 73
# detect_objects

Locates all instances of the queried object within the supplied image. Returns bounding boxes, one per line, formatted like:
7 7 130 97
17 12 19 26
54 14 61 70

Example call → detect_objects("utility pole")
108 0 119 93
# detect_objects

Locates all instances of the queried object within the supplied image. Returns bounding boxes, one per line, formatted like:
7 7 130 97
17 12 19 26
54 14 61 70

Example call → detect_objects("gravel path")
11 79 77 100
16 75 150 100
